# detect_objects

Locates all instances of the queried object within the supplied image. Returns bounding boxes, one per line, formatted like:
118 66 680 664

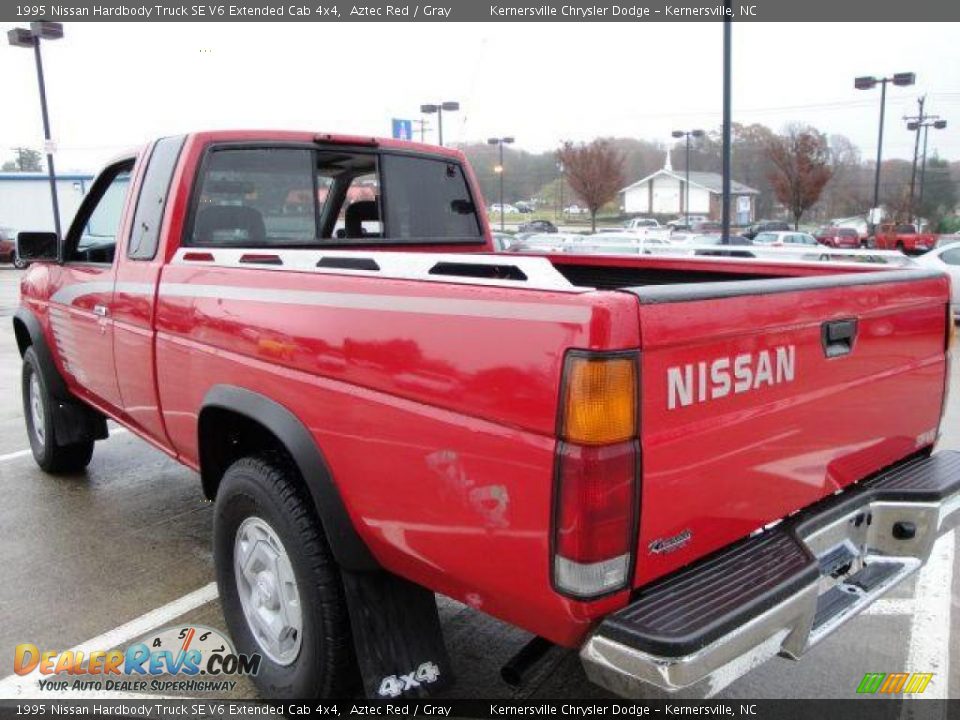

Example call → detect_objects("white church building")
621 154 759 225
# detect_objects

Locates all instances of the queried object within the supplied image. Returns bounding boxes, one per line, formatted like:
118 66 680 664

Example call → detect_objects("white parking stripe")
905 531 955 700
863 598 916 616
0 582 220 698
0 428 128 464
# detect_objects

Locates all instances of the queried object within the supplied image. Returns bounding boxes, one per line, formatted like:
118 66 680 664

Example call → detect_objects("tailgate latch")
821 319 858 358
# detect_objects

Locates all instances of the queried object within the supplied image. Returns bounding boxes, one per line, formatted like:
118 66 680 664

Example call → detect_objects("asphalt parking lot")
0 265 957 702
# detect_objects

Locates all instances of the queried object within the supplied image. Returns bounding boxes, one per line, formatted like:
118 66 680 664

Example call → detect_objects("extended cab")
873 222 936 254
14 131 960 700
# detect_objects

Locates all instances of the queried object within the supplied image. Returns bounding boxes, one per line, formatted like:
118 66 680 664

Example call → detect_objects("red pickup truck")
872 223 936 254
14 130 960 700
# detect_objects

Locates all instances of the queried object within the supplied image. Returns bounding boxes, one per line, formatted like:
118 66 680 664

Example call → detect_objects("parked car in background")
563 204 586 215
872 223 936 254
624 217 660 231
0 227 17 264
753 231 818 247
935 234 960 248
518 219 558 234
815 226 861 249
666 215 708 230
691 222 723 234
490 232 514 252
743 220 791 239
514 201 535 214
915 244 960 319
490 203 519 215
830 216 870 243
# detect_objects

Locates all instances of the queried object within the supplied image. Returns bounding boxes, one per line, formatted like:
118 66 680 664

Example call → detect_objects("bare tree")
766 125 833 229
1 147 42 172
556 139 626 232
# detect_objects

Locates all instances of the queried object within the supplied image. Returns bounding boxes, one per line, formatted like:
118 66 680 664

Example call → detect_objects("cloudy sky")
1 21 958 173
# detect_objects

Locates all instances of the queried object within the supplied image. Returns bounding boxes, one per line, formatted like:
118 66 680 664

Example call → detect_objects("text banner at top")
2 0 959 22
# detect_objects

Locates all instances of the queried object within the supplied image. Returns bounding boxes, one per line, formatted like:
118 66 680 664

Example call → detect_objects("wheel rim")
29 373 45 447
234 516 303 665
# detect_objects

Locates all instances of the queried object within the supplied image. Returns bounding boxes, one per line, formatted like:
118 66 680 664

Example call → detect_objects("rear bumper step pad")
581 450 960 698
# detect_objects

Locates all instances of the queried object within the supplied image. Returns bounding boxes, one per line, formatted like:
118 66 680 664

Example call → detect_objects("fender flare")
13 307 70 400
200 384 379 572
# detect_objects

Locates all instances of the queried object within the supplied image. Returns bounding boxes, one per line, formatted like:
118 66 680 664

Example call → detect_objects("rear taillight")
939 303 956 441
552 352 640 599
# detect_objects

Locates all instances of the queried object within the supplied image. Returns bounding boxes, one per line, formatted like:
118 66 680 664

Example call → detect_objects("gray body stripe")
158 283 592 324
46 280 591 324
50 281 155 306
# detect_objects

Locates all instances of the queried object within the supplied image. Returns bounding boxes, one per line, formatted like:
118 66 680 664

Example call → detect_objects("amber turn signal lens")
562 356 637 445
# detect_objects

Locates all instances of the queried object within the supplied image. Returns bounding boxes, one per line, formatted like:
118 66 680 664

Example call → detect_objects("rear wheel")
13 257 27 269
214 455 360 699
22 347 94 474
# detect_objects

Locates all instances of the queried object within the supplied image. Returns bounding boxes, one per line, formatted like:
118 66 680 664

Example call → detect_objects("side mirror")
17 232 60 264
450 199 475 215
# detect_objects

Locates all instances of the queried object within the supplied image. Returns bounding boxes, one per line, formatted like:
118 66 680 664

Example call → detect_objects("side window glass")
380 154 481 242
66 161 134 264
190 148 317 247
941 249 960 266
128 136 185 260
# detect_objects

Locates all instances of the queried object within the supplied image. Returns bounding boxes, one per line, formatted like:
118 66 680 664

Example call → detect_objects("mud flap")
340 569 453 699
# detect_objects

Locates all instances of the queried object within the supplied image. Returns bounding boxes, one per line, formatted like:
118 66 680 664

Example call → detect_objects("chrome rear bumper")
581 451 960 699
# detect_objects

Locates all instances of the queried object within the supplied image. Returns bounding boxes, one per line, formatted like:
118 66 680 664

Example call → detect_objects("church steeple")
664 147 673 172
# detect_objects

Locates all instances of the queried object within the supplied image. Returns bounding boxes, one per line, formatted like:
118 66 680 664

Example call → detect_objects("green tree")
1 147 43 172
916 154 958 225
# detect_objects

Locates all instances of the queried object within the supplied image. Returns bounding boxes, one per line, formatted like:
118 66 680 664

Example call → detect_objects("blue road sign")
392 118 413 141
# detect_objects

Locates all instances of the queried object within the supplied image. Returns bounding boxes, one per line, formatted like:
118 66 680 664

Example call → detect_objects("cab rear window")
185 146 482 248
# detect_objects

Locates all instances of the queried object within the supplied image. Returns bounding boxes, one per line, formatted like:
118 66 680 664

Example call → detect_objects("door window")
65 159 135 264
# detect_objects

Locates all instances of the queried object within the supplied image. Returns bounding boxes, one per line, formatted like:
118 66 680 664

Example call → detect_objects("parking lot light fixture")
915 117 948 209
855 71 915 219
488 136 514 231
8 22 64 240
672 129 705 230
420 101 459 146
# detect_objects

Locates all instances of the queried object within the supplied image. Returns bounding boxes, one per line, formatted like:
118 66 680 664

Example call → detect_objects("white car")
563 205 586 215
624 218 660 231
915 245 960 318
490 203 519 215
753 231 819 247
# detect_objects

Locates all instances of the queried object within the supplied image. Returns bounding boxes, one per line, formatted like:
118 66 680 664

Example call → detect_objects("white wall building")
0 172 94 233
621 155 759 225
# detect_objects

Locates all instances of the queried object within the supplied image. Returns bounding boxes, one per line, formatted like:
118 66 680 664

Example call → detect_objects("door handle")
93 304 109 318
821 319 857 358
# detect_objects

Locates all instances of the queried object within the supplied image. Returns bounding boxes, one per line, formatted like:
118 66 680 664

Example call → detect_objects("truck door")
47 158 137 411
112 136 185 447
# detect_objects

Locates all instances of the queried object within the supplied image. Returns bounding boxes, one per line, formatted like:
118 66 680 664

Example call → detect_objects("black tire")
22 347 94 474
896 241 906 253
14 257 27 269
214 455 360 699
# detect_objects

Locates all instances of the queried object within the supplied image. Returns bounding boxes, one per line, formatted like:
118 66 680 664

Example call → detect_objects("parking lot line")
0 428 128 464
905 530 955 700
0 582 219 698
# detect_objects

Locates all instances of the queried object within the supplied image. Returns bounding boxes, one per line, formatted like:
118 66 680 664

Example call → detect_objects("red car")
815 225 861 249
873 222 936 254
0 227 17 264
13 130 960 700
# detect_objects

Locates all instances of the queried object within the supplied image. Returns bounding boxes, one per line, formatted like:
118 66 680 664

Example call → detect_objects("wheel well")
198 407 293 500
13 318 31 357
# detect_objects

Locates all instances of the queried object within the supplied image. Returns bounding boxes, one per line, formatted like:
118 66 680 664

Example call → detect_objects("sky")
1 21 958 173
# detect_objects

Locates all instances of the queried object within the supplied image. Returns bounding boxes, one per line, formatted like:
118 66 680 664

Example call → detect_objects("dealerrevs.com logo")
14 626 260 694
856 672 934 694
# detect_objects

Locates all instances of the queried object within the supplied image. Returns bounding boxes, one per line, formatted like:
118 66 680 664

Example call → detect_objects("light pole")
419 101 459 146
910 118 947 212
855 72 916 224
487 136 514 231
671 129 705 229
721 10 731 242
557 161 565 223
8 22 64 239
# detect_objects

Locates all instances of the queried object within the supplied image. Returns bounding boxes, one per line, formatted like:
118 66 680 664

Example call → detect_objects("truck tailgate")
630 271 949 587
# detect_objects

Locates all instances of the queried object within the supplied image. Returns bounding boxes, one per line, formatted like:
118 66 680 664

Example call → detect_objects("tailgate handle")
822 319 858 358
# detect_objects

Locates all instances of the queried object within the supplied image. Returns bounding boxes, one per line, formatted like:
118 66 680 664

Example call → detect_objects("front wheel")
22 347 94 474
14 256 28 269
214 456 360 699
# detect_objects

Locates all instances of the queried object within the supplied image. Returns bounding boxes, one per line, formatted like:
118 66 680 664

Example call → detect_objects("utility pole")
905 96 925 223
721 6 732 241
412 119 431 143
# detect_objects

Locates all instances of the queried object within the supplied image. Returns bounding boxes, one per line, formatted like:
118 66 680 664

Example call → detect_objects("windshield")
897 224 917 234
754 232 778 244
